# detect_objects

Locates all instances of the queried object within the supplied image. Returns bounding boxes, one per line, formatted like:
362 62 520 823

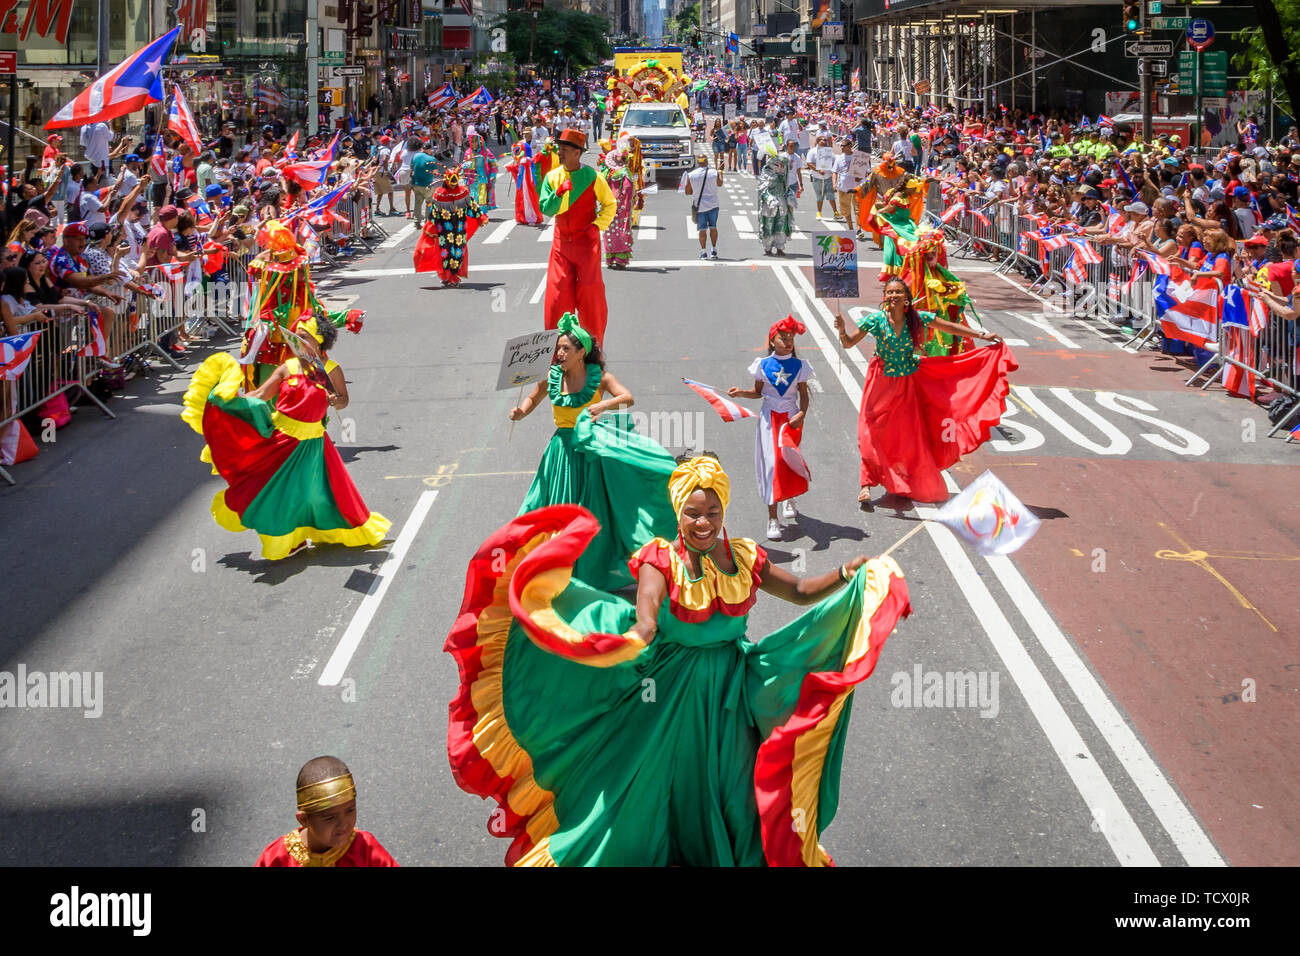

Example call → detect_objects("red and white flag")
939 202 965 224
0 331 41 381
168 83 204 155
76 312 108 358
1160 269 1220 349
682 378 755 422
46 27 181 130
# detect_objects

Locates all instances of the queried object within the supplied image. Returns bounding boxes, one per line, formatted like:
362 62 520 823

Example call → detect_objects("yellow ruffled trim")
211 491 391 560
648 536 761 612
199 444 218 476
181 353 242 436
271 411 326 441
470 536 562 865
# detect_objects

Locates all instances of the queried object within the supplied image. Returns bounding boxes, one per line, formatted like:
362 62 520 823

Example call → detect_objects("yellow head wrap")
297 315 324 345
668 457 730 518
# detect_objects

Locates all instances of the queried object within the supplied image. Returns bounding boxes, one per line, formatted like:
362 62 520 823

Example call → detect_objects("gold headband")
296 773 356 814
668 457 730 518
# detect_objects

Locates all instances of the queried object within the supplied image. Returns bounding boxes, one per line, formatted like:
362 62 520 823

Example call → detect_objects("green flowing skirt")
445 505 913 866
517 412 678 591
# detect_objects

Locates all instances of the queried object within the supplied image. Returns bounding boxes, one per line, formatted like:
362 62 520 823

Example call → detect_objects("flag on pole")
682 378 756 422
939 201 965 224
149 128 168 180
0 331 41 381
284 130 299 161
168 83 204 155
46 27 182 130
457 86 494 109
933 470 1042 556
281 132 340 189
726 32 739 54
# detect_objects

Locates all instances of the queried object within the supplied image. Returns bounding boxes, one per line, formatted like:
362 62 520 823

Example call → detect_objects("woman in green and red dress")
834 277 1014 510
445 455 912 866
182 317 389 560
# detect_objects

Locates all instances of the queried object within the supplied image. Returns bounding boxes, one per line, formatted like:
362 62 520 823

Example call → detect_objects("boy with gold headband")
255 756 398 866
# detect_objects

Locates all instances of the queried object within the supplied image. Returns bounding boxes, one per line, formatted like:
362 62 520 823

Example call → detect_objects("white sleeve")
795 358 812 383
746 357 765 380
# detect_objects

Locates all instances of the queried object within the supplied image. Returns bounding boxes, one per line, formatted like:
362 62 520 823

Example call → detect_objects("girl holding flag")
727 315 812 542
834 277 1014 509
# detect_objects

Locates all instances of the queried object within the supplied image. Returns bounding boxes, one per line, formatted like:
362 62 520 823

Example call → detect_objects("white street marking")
377 223 414 250
483 220 516 244
1006 310 1081 350
528 273 547 305
537 223 556 242
318 490 439 687
635 214 658 241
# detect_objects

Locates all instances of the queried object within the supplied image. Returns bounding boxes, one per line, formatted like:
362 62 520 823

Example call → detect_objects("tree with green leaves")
495 9 613 73
667 3 700 45
1233 0 1300 124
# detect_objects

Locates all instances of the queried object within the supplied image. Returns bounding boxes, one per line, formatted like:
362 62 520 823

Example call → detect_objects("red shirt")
254 829 398 867
1265 260 1296 296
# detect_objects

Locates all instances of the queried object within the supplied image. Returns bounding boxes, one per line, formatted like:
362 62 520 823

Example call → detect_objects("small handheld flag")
933 470 1041 556
682 378 756 422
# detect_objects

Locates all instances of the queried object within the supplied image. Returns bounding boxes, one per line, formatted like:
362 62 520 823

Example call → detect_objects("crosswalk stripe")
537 223 556 242
483 220 516 244
731 214 752 233
635 214 658 241
684 216 697 238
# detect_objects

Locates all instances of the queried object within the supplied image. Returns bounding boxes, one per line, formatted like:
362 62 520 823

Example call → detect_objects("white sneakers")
766 519 782 541
768 501 799 540
781 500 797 520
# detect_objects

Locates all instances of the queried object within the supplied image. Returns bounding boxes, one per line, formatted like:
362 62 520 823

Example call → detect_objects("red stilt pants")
543 229 608 345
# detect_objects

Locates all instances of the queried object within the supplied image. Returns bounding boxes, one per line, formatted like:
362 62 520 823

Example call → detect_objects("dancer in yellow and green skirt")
181 317 389 560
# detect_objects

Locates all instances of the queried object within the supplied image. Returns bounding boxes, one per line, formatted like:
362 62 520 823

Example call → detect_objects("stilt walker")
539 128 616 345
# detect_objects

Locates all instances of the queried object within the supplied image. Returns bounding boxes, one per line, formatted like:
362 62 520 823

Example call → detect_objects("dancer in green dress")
445 455 912 866
510 312 678 591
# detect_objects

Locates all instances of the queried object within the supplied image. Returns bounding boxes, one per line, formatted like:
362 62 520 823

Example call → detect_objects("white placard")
745 94 759 113
849 149 872 185
724 104 737 121
497 330 561 391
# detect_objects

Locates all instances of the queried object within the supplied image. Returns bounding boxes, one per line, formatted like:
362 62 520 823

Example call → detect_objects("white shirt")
80 123 113 164
832 152 854 192
807 145 833 180
779 118 799 144
785 151 804 187
746 354 811 415
685 166 720 213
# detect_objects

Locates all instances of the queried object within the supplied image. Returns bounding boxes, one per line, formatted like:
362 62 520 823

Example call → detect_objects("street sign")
1203 96 1227 109
828 51 838 63
1150 16 1191 30
1137 59 1169 77
321 50 344 63
1201 50 1227 96
1124 40 1172 57
1187 18 1214 51
752 23 767 37
331 65 365 77
1148 1 1161 12
831 64 842 80
822 22 844 41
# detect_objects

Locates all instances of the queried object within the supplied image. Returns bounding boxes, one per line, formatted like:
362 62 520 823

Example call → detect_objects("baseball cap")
204 183 225 197
124 153 141 162
1232 185 1251 199
232 204 250 217
1243 234 1268 247
158 204 180 220
1124 201 1150 215
1263 215 1288 230
61 222 88 239
87 222 111 240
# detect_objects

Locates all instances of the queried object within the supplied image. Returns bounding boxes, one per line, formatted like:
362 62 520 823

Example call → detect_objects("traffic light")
356 2 375 33
1122 0 1141 34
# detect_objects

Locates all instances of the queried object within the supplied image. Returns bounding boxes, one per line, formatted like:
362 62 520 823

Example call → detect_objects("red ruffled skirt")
857 343 1017 503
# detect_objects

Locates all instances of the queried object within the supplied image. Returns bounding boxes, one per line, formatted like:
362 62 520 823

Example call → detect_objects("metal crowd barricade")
0 314 113 486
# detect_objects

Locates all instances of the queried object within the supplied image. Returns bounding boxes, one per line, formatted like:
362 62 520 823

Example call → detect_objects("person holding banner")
834 277 1014 509
727 316 813 542
443 455 911 866
508 312 677 591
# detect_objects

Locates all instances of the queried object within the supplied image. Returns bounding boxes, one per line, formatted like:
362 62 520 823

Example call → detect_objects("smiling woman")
444 455 913 867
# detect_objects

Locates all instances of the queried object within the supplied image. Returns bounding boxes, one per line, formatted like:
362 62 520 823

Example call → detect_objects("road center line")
318 489 439 687
377 223 414 250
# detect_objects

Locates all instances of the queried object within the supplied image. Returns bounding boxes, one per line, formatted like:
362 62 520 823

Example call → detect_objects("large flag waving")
427 83 457 109
1 331 41 381
682 378 756 422
47 27 181 130
281 131 340 190
934 470 1041 556
168 83 204 155
458 86 494 109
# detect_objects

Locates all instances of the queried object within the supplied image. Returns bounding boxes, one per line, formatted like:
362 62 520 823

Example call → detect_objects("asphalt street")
1 143 1296 867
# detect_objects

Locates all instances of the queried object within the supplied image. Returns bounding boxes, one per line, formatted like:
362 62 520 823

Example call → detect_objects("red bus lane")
959 273 1299 867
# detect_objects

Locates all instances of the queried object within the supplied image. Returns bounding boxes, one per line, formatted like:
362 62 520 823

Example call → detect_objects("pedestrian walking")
684 153 722 260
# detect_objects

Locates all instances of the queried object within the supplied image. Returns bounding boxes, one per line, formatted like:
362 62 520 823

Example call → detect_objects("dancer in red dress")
412 167 489 287
833 277 1015 508
538 128 616 345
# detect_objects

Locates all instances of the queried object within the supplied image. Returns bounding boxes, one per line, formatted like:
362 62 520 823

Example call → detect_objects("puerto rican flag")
76 312 108 359
284 130 299 161
426 83 457 109
1135 249 1171 276
150 130 168 179
1 331 41 381
282 182 351 226
1097 115 1114 129
1065 236 1102 265
281 132 340 190
168 83 204 155
187 197 214 228
939 201 965 224
46 27 181 130
458 86 494 109
308 130 341 162
1158 268 1220 349
682 378 756 422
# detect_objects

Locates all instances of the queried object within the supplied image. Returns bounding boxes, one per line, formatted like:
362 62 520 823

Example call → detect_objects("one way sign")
1125 40 1173 57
